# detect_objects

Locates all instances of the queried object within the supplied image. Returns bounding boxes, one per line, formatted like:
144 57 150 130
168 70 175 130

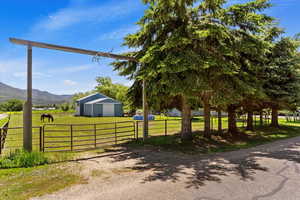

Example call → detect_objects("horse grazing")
40 114 54 122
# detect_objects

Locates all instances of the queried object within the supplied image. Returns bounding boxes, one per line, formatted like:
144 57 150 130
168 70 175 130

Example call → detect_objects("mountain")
0 82 72 105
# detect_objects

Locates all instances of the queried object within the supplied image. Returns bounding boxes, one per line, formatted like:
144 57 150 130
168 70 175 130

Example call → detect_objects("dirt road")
34 136 300 200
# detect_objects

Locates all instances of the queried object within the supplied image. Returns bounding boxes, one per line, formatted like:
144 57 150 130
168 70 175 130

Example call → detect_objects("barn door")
103 104 114 116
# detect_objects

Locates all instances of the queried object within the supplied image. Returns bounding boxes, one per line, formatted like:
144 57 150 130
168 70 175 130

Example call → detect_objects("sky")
0 0 299 95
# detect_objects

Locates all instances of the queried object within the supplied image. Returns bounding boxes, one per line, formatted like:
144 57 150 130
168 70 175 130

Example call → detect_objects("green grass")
127 120 300 154
0 164 85 200
4 113 136 153
3 112 195 153
2 111 249 154
0 150 49 168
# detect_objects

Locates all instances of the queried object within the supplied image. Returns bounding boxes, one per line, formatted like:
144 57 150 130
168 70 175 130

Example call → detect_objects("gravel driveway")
34 136 300 200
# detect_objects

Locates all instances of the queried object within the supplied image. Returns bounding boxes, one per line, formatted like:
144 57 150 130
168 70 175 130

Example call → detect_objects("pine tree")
112 0 279 139
263 37 300 127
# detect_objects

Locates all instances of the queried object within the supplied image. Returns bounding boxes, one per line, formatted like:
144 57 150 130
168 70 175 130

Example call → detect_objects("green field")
2 111 252 154
3 112 184 153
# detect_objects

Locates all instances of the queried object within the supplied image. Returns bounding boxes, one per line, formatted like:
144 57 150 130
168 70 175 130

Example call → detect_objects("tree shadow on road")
106 137 300 189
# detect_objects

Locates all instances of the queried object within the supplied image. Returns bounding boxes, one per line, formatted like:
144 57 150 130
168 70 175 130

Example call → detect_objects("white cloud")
64 79 77 86
97 26 139 41
49 64 94 74
13 72 51 79
0 59 25 73
32 1 142 32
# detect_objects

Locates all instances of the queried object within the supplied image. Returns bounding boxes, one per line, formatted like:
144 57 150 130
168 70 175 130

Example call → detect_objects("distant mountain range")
0 82 72 105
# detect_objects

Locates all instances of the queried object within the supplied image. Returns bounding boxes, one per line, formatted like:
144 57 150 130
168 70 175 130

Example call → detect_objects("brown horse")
40 114 54 122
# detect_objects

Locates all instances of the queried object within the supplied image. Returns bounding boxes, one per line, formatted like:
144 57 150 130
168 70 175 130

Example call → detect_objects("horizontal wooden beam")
9 38 137 62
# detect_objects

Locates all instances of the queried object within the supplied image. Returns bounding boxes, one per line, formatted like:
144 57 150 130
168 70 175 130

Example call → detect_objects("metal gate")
42 121 135 152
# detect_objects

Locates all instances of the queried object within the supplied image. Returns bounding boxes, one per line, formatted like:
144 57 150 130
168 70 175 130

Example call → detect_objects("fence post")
136 121 139 140
39 126 42 152
70 125 73 151
115 122 117 145
94 124 97 148
133 121 136 140
165 120 167 136
42 125 45 152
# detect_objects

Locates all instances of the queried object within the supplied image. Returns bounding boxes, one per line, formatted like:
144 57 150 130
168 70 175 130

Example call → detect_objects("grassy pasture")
3 112 184 153
2 111 251 153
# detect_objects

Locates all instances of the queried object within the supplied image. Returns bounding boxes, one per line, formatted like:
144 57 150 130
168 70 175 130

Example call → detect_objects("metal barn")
76 93 123 117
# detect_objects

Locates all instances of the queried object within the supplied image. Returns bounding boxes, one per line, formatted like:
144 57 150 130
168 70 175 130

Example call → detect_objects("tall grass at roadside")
0 149 75 168
0 149 48 168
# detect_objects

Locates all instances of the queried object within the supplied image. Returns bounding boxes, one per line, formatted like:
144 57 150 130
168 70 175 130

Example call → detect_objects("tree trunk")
228 105 238 133
259 111 263 126
181 96 192 140
218 109 222 134
271 107 279 127
246 111 254 131
203 97 211 138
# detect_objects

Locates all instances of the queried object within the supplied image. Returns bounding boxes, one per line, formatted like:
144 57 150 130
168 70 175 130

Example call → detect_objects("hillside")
0 82 72 105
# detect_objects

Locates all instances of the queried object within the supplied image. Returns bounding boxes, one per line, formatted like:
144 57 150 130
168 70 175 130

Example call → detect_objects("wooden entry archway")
9 38 149 151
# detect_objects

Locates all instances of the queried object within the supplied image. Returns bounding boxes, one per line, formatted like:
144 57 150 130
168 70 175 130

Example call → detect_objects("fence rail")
0 116 268 154
41 121 135 152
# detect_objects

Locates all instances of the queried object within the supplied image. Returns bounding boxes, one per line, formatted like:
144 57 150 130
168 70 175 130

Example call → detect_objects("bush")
60 103 70 111
0 99 23 112
0 149 49 168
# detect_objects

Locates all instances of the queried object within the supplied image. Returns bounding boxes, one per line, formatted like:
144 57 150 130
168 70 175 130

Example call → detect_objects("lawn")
0 164 85 200
2 111 249 154
0 114 298 200
128 118 300 154
3 112 186 153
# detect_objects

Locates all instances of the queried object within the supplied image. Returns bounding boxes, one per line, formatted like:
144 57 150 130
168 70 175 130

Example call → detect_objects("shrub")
0 99 23 112
0 149 49 168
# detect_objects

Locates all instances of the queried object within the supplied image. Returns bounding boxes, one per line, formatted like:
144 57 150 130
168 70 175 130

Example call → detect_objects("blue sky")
0 0 299 95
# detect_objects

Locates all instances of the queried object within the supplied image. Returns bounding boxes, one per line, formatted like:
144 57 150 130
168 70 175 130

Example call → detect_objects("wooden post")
23 45 32 152
143 79 149 140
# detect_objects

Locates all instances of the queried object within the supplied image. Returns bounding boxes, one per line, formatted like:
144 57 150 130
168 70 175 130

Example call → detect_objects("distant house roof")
85 97 121 104
76 93 107 102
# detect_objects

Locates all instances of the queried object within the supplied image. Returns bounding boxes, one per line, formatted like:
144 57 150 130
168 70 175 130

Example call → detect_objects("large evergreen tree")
263 37 300 127
112 0 289 139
